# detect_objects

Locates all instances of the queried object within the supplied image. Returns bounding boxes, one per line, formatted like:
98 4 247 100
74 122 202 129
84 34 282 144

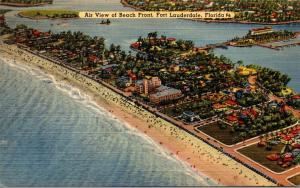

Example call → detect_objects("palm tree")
237 60 244 67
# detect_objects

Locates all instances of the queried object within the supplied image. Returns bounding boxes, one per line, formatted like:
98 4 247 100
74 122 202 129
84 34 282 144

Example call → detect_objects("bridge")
197 42 229 51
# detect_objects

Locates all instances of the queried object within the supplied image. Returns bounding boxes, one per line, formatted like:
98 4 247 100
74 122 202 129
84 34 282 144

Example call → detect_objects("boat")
99 19 111 25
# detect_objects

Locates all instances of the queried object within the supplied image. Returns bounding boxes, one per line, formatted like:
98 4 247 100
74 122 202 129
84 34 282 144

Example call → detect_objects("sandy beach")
0 42 276 186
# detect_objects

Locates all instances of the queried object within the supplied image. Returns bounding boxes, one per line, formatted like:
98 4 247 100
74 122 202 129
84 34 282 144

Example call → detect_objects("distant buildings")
250 27 274 36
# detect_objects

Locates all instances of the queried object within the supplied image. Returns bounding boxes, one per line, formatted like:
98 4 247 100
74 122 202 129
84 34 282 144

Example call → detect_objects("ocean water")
0 58 214 186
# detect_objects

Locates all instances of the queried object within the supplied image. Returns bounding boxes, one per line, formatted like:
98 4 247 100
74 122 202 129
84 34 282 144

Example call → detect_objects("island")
0 0 53 7
122 0 300 24
0 20 299 186
228 27 300 50
18 10 79 19
192 26 300 51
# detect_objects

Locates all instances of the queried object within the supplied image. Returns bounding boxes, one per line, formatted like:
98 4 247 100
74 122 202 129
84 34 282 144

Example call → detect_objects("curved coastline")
0 55 213 186
17 11 79 20
0 2 50 7
184 18 300 26
0 41 277 186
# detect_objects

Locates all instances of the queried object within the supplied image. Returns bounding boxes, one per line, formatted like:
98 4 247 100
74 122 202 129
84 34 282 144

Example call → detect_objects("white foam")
0 56 215 186
0 182 6 188
0 140 8 146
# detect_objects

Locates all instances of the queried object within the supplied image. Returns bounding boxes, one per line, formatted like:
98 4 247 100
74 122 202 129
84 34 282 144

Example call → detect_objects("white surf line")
0 53 215 186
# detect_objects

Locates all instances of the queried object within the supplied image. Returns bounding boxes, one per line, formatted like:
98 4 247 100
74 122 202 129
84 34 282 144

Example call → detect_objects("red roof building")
250 108 259 118
292 143 300 149
227 115 238 122
225 99 238 106
0 15 5 25
131 42 141 49
128 72 137 81
283 135 292 141
291 129 299 135
88 55 99 63
32 30 41 38
238 120 245 125
167 38 176 41
292 95 300 100
271 12 278 18
266 153 280 161
283 153 293 162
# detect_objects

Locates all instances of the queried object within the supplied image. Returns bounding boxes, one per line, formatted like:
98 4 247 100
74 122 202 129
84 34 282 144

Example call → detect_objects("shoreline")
0 42 276 186
184 18 300 26
0 55 212 185
120 0 300 25
229 34 300 50
17 12 79 20
0 2 50 7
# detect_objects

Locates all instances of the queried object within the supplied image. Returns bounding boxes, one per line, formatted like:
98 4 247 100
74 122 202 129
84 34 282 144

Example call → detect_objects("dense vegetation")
247 65 291 97
2 24 299 149
230 104 297 142
0 0 52 5
236 91 267 107
287 96 300 110
19 10 78 19
126 0 300 23
0 9 11 14
164 100 217 119
230 30 296 46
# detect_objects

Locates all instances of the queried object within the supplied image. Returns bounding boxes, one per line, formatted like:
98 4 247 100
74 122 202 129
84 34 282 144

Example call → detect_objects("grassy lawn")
197 122 240 145
161 106 177 117
238 143 292 173
19 10 78 19
161 99 219 120
288 174 300 185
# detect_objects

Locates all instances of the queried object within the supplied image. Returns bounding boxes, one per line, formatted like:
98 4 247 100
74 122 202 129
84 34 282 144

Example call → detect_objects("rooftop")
101 64 118 70
251 26 273 32
151 85 181 98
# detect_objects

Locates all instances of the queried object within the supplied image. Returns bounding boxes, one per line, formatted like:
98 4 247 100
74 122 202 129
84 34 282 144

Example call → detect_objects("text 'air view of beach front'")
0 0 300 187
